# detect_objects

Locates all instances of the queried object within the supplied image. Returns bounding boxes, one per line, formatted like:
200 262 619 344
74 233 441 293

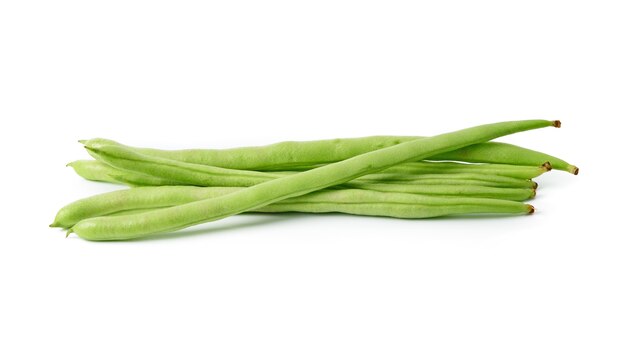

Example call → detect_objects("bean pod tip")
552 120 561 128
542 162 553 171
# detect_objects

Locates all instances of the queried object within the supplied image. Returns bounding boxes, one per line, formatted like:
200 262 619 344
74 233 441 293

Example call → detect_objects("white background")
1 1 624 350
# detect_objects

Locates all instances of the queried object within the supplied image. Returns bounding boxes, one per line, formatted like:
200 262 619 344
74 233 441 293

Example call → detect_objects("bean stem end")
542 162 553 171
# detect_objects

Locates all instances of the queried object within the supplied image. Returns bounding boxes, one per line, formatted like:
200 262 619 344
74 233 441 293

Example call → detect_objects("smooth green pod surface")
87 145 277 187
430 141 579 174
70 120 556 240
349 182 535 201
67 161 537 190
52 186 533 228
82 127 576 172
356 173 536 188
379 161 551 179
111 201 533 219
68 160 178 186
84 145 540 189
67 160 123 184
54 181 533 227
255 202 533 218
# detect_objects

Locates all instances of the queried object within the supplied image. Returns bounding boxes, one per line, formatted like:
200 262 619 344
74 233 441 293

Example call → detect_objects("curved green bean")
69 119 556 240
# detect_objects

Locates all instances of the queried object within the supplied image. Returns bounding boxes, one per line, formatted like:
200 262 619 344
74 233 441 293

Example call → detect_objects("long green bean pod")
348 182 535 201
379 161 551 179
51 186 533 228
67 157 537 201
85 147 539 189
255 202 532 218
82 129 577 173
69 119 557 240
69 159 549 187
87 145 278 187
355 173 536 188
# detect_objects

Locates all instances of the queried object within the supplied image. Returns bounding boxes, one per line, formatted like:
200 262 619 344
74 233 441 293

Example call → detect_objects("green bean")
71 158 533 187
348 182 535 201
69 119 557 240
254 202 533 218
430 141 579 174
108 201 533 219
83 138 552 180
81 137 414 171
51 186 533 228
379 161 551 179
362 179 536 189
69 157 537 195
85 145 539 189
53 186 232 228
81 127 577 172
69 160 188 186
61 160 536 225
87 145 278 187
355 173 537 188
109 202 533 218
67 160 123 184
68 160 178 186
69 160 545 189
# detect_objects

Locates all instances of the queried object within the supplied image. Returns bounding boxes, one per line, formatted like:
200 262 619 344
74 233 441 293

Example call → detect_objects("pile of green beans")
51 119 578 241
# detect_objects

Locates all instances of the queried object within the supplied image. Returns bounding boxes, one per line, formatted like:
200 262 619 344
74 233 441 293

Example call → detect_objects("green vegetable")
379 161 551 179
68 160 177 186
83 143 540 189
51 186 534 228
72 159 543 189
349 182 535 201
85 145 277 187
431 141 579 174
354 173 537 188
69 119 558 240
66 160 123 185
82 127 577 173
